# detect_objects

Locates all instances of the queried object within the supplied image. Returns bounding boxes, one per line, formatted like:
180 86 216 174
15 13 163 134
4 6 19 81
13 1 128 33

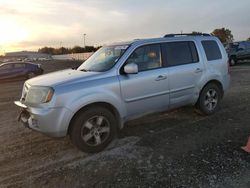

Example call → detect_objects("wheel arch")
229 54 237 59
199 79 224 100
67 102 122 135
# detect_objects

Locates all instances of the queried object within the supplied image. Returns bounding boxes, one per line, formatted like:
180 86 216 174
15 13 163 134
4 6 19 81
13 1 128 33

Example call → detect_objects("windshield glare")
77 45 128 72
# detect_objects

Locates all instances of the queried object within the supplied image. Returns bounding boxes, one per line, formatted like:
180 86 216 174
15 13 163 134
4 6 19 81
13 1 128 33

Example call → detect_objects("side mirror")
124 63 138 74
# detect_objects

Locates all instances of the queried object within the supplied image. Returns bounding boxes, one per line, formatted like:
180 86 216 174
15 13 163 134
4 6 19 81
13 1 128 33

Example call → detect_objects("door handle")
195 68 203 73
155 75 167 81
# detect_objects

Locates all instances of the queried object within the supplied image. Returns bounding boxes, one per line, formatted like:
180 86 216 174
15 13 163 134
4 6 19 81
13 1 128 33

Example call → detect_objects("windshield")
225 43 238 50
77 45 129 72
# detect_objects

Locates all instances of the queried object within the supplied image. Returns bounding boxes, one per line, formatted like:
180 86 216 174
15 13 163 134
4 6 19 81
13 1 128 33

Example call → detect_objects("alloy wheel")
81 116 111 146
204 89 218 111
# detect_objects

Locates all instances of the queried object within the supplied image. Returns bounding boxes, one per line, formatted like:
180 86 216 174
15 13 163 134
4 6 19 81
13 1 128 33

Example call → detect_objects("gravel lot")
0 60 249 188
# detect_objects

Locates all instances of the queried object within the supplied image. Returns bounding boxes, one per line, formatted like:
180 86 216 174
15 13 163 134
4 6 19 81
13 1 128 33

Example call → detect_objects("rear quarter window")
202 40 222 61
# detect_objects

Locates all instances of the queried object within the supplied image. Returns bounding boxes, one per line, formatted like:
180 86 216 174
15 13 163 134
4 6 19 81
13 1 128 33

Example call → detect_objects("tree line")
38 28 250 55
38 46 101 55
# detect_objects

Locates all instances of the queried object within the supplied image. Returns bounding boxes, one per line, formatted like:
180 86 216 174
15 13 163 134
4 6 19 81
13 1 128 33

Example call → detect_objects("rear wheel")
69 106 117 153
196 83 222 115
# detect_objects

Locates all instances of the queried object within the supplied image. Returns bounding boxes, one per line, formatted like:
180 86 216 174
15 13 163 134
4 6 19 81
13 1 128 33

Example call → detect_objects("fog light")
28 118 38 128
32 119 38 127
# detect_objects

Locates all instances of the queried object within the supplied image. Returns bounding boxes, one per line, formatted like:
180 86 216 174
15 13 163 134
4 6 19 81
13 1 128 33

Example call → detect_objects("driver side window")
126 44 162 72
238 42 246 50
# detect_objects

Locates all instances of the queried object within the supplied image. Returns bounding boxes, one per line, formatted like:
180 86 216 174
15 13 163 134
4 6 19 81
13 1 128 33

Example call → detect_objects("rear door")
162 41 204 108
13 63 27 77
118 44 170 117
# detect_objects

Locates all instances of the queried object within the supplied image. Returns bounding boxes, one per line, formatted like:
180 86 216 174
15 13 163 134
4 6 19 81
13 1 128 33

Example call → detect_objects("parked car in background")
15 34 230 153
226 41 250 66
0 62 43 80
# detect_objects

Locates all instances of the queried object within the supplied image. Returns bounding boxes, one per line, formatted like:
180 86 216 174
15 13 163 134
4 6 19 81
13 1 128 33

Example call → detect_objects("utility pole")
60 42 63 54
83 34 86 48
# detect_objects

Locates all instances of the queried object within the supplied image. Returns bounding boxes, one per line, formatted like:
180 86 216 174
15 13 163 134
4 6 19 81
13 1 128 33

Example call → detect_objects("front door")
0 64 14 79
118 44 169 117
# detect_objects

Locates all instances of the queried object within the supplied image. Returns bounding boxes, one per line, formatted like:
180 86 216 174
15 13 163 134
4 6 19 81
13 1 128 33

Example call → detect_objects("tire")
229 56 237 66
27 72 35 79
69 106 117 153
196 83 222 115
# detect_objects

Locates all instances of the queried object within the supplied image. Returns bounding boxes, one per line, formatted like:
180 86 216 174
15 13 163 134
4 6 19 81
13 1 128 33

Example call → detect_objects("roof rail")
164 33 211 38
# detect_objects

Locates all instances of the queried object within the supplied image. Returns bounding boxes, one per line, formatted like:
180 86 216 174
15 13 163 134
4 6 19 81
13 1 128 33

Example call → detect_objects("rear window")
202 40 222 61
163 41 199 66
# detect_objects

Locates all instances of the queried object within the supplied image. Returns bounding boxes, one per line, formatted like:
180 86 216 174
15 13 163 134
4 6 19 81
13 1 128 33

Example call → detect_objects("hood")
26 69 100 87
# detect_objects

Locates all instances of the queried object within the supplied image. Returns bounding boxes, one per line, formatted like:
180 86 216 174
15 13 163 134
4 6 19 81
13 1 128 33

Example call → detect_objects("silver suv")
15 34 230 153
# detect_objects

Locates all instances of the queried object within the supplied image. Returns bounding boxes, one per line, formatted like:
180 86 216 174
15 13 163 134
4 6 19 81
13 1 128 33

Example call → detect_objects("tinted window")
238 42 246 50
0 64 13 70
126 44 162 72
227 43 238 51
164 41 198 66
244 42 250 49
189 42 199 62
202 40 222 61
14 64 26 68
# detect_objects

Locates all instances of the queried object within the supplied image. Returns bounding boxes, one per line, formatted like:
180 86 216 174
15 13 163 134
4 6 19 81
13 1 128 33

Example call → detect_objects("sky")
0 0 250 54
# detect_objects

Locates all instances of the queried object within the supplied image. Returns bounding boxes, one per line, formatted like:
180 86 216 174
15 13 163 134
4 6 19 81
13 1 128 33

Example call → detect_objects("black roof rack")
164 33 211 38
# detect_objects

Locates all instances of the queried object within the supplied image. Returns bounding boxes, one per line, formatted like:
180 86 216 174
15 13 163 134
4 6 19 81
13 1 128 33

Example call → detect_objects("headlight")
25 86 54 104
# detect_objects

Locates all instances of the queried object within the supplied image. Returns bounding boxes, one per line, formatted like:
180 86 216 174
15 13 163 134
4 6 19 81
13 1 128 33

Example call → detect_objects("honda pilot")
15 34 230 153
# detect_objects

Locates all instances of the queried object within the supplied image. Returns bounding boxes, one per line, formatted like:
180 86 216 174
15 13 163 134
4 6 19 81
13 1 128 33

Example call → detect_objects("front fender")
65 91 127 123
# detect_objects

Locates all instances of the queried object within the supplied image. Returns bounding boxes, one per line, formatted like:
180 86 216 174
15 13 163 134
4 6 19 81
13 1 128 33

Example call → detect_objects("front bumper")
14 101 73 137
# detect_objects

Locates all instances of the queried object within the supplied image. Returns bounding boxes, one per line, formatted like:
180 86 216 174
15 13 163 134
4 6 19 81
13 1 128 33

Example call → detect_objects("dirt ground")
0 60 249 188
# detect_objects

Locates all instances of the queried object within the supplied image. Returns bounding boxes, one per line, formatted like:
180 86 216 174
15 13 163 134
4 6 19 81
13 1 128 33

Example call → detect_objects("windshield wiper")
72 67 79 70
80 69 91 72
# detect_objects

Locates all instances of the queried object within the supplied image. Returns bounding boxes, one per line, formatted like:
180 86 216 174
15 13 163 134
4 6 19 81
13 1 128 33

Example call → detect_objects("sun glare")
0 19 29 48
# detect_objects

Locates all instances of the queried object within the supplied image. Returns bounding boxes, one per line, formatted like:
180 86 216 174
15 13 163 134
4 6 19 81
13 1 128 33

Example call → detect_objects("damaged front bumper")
14 101 73 138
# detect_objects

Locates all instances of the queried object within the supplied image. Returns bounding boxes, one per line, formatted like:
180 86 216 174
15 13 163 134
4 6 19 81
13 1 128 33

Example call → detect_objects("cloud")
1 0 250 52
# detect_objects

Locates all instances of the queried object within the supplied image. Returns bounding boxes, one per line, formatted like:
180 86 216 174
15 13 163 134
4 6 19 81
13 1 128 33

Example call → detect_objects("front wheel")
229 57 237 66
27 72 36 79
69 106 117 153
196 83 222 115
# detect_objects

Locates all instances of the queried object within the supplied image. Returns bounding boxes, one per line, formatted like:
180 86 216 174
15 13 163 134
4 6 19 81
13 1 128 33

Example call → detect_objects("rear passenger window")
163 41 199 66
202 40 222 61
245 42 250 49
14 64 26 68
238 42 246 50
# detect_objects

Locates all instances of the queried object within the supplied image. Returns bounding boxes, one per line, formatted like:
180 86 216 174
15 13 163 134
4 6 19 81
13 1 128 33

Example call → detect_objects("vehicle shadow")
0 77 27 83
118 106 200 139
235 60 250 66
